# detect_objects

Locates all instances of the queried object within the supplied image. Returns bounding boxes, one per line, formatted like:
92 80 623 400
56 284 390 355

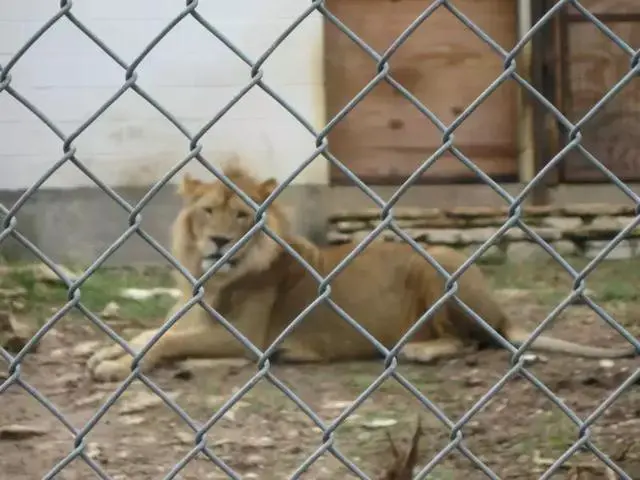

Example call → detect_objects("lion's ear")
258 177 278 201
177 173 204 202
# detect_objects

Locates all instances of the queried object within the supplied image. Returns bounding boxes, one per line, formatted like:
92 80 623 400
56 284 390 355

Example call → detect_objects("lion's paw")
89 358 132 383
86 344 126 372
398 344 439 364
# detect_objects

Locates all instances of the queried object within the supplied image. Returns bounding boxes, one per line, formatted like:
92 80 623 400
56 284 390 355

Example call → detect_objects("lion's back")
268 239 445 356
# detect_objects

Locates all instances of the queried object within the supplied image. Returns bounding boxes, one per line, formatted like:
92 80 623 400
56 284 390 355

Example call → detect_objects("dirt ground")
1 256 639 479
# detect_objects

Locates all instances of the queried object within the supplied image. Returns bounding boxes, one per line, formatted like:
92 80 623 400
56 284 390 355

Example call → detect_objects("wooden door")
324 0 519 185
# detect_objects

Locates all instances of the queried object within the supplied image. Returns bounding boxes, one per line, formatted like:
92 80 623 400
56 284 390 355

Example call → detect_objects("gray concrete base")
0 183 326 267
1 182 639 266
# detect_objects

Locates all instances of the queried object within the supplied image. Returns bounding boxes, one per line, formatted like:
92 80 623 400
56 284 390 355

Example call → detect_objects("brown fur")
86 166 638 382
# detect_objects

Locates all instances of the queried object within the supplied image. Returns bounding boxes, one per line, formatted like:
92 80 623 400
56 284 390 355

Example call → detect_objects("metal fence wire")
1 0 640 478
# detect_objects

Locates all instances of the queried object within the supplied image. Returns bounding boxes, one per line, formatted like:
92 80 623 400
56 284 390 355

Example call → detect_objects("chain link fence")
1 0 639 478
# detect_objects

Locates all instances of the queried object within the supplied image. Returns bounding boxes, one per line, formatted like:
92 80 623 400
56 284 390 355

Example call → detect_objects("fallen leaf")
248 436 275 448
118 392 164 415
495 288 532 302
213 438 235 447
345 414 361 423
205 396 250 416
47 348 67 362
86 442 102 460
174 430 235 447
118 415 146 426
120 287 181 301
204 398 251 423
321 400 353 410
599 359 615 369
0 287 27 299
120 390 181 415
0 424 48 440
362 418 398 430
0 311 36 354
463 376 484 388
205 395 227 408
244 454 265 467
54 372 83 389
72 341 102 358
32 263 81 284
74 392 108 408
175 431 195 445
100 301 120 319
11 301 25 312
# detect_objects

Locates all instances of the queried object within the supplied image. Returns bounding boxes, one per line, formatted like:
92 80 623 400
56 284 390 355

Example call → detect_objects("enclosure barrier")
1 0 640 478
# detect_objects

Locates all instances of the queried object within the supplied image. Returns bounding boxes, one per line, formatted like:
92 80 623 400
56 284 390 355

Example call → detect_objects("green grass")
0 263 176 325
483 256 640 305
510 409 576 458
2 255 640 331
425 467 459 480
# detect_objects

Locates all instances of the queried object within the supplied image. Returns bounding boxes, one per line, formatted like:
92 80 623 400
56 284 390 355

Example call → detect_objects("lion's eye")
203 207 213 214
237 211 249 219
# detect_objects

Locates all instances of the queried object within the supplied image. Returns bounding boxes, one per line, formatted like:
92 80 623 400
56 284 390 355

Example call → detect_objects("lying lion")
87 166 637 382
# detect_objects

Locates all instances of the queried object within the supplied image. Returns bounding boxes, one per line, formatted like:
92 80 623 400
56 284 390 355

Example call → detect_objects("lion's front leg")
88 288 277 382
87 299 251 383
88 323 251 382
86 328 157 373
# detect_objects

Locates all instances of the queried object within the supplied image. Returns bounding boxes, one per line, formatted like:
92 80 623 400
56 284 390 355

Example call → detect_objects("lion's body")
208 239 507 361
87 166 637 382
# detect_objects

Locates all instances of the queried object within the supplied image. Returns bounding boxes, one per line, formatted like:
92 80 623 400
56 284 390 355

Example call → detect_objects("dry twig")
380 416 423 480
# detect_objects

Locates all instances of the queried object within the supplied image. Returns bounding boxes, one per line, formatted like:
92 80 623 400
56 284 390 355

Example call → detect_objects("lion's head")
171 165 290 281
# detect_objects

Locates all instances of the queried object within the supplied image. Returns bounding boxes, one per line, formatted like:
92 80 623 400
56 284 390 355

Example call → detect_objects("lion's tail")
506 326 637 359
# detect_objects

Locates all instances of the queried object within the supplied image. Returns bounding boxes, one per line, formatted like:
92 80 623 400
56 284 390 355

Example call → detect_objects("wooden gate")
553 1 640 182
324 0 519 185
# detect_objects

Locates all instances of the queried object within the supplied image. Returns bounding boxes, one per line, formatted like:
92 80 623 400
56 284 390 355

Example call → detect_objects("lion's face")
175 168 285 278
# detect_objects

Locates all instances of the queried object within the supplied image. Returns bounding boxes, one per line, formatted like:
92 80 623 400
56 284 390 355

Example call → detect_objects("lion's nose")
210 236 231 249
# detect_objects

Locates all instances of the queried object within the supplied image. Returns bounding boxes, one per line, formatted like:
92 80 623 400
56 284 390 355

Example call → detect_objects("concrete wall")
0 1 332 265
0 0 327 191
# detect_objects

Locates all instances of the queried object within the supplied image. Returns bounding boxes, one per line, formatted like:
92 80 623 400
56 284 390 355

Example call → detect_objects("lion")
86 166 638 382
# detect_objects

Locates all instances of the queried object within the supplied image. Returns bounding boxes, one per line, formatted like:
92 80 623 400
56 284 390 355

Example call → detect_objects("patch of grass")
426 466 459 480
346 371 390 392
241 384 300 412
484 257 640 305
0 263 176 325
400 367 441 389
591 276 640 302
512 409 576 458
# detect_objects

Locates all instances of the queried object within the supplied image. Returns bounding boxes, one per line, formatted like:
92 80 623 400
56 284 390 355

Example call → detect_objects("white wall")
0 0 327 190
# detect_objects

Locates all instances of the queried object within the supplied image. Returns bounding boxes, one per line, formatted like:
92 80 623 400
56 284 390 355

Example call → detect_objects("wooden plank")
561 20 640 182
530 0 558 204
325 0 518 184
571 0 640 15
